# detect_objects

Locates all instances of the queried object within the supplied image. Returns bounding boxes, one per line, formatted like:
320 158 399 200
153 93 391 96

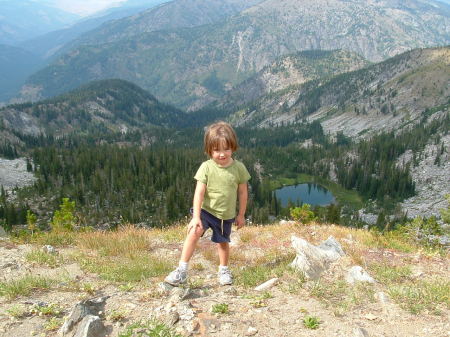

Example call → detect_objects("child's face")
211 141 233 167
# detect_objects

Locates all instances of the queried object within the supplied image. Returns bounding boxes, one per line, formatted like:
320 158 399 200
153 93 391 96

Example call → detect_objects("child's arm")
188 180 206 234
236 183 248 229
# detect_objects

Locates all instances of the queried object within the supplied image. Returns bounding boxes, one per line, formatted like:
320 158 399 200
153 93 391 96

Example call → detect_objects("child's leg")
217 242 230 266
217 242 232 285
180 226 205 263
165 227 204 286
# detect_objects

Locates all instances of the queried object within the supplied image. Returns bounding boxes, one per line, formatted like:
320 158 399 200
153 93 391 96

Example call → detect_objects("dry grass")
152 224 187 243
77 225 152 257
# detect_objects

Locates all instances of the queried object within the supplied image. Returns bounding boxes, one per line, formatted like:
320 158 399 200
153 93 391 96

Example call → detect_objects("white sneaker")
164 267 187 286
218 268 233 285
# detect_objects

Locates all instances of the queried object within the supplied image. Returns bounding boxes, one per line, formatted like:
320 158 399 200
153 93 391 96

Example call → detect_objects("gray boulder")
59 296 109 336
290 235 345 280
73 315 105 337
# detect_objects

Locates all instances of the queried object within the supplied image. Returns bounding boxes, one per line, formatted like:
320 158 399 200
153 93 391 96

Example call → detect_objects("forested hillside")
2 109 448 230
1 79 189 138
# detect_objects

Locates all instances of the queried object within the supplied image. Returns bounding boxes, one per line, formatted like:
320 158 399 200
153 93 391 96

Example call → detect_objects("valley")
0 0 448 252
0 1 449 336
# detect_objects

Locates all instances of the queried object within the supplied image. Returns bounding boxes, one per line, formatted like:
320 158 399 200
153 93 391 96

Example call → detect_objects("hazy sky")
49 0 127 16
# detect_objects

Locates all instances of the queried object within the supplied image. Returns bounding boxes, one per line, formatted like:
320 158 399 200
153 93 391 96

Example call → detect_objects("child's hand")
187 217 203 234
235 214 245 229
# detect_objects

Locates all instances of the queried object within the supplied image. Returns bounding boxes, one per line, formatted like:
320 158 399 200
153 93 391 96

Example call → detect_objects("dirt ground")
0 227 449 337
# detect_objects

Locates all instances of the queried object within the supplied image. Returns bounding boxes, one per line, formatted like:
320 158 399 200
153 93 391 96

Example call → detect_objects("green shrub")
290 204 317 224
51 198 76 232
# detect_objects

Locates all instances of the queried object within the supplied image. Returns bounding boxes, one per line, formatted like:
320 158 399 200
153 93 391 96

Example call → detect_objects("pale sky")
49 0 127 16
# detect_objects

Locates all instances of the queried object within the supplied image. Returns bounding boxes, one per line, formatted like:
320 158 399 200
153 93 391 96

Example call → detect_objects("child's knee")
218 242 229 249
187 228 204 240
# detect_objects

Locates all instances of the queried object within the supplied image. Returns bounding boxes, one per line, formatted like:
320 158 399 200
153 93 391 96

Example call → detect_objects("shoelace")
219 269 232 277
174 268 185 280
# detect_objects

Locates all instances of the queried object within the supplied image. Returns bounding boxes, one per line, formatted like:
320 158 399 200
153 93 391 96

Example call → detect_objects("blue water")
275 183 335 207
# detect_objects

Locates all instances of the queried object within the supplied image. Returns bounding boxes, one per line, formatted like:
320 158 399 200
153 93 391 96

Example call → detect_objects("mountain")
230 46 450 138
60 0 263 53
0 45 43 103
0 79 189 137
0 1 79 45
209 50 370 114
19 0 169 59
19 0 450 109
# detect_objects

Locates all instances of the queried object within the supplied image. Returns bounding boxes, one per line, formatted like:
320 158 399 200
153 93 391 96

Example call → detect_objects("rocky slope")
231 47 449 138
0 224 448 337
18 0 450 109
0 158 36 193
399 134 450 219
211 50 370 114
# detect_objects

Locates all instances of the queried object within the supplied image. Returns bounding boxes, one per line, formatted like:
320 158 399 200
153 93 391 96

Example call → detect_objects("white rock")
254 278 278 291
246 327 258 336
290 235 345 280
346 266 375 284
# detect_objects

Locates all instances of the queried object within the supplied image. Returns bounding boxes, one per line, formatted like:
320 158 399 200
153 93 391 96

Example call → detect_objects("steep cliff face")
19 0 450 109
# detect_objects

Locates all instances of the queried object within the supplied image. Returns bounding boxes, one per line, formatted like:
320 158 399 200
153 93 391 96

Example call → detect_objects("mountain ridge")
229 46 450 138
1 79 189 137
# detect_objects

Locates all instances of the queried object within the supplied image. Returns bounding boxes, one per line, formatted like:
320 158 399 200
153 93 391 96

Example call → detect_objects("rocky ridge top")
0 223 449 337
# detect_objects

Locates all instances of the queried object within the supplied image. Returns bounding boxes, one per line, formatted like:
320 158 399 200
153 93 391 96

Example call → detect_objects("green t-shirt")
194 159 251 220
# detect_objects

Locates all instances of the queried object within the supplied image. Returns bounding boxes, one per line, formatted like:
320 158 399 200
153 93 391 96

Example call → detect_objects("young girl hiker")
165 121 250 286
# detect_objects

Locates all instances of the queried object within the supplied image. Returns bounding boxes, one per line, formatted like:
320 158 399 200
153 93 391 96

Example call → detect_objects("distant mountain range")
0 45 43 103
0 0 169 104
1 46 448 143
18 0 450 110
0 0 79 45
19 0 169 59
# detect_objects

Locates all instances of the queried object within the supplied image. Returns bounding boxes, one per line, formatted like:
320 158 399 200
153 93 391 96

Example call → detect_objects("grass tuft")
368 263 412 283
76 253 172 283
25 249 62 268
0 274 57 299
212 303 229 314
388 277 449 315
77 225 151 257
309 279 375 313
119 319 182 337
303 315 320 329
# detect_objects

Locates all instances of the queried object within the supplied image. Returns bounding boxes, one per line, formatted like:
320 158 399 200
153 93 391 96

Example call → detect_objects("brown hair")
204 121 239 156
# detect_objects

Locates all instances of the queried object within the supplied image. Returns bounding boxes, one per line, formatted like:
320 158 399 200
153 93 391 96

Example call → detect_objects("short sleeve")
238 162 251 184
194 161 208 184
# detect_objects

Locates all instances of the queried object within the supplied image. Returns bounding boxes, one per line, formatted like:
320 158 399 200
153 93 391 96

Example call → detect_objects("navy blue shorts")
191 208 234 243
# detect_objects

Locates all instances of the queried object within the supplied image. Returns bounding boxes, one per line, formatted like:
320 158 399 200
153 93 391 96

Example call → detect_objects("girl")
165 121 250 286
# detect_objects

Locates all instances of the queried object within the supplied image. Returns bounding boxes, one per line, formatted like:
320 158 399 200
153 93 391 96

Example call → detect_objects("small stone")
375 292 389 304
246 327 258 336
363 313 378 321
353 326 370 337
346 266 375 284
158 282 174 293
166 312 179 326
42 245 56 254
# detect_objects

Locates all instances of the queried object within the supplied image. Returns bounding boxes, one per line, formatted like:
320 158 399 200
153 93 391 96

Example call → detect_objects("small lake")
275 183 335 207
